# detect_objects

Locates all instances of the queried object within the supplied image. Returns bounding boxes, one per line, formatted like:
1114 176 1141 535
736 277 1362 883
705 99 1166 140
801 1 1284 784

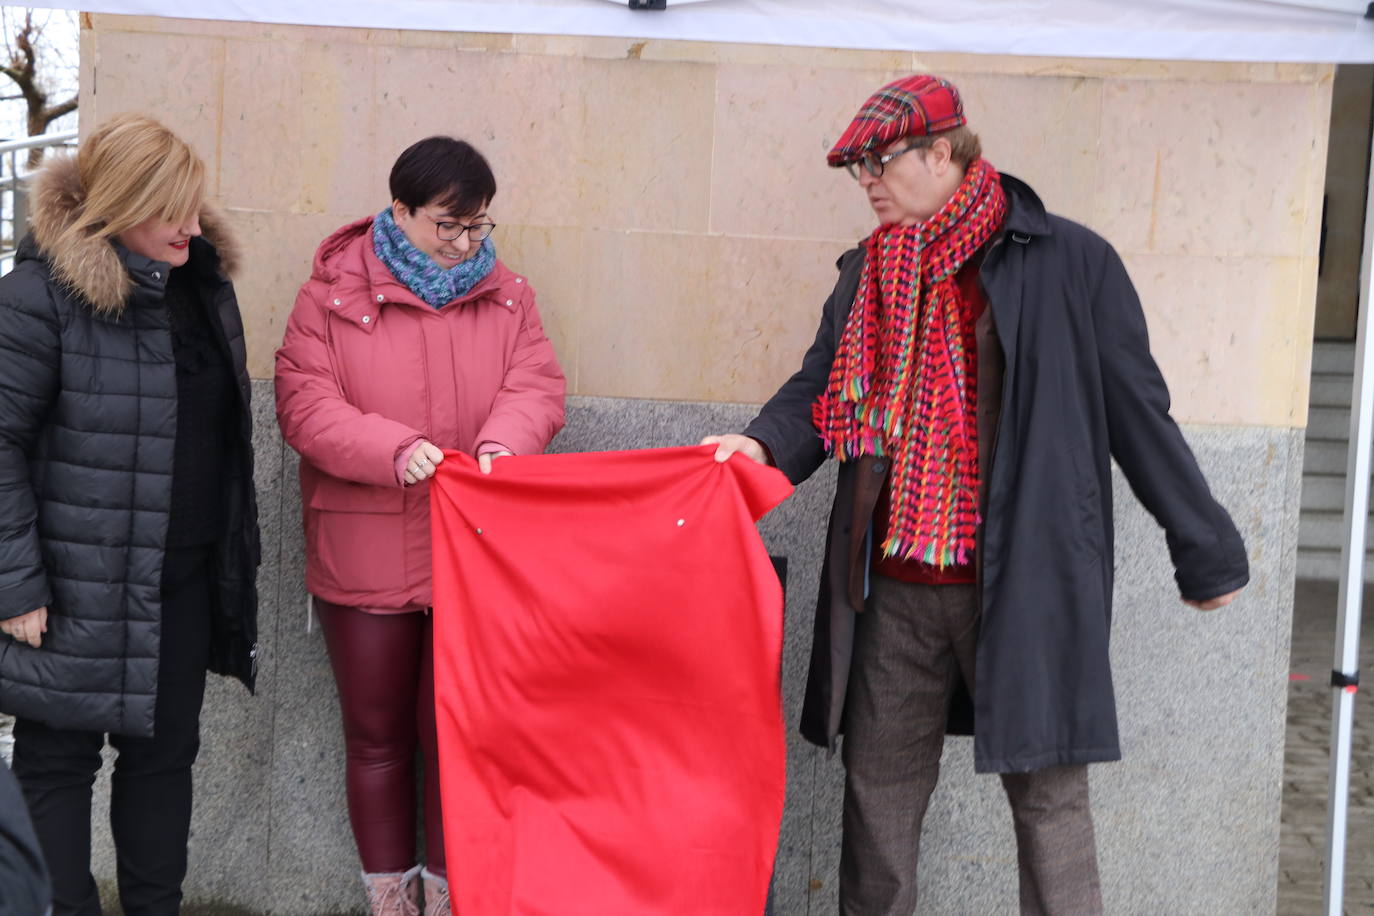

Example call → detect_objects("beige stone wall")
81 15 1331 428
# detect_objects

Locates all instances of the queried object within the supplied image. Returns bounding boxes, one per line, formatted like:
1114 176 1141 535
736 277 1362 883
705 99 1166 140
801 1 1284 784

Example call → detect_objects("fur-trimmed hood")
27 153 240 315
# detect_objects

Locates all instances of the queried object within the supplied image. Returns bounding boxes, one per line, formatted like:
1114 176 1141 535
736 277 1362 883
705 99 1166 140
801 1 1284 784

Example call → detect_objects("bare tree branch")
40 95 77 127
0 11 79 166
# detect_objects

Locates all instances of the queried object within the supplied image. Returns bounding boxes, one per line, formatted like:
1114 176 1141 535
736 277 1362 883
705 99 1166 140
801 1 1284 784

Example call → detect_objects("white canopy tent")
26 0 1374 62
36 1 1374 912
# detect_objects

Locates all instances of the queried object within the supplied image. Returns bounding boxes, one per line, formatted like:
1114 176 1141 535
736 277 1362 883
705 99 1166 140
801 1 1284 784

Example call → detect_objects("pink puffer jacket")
275 217 566 609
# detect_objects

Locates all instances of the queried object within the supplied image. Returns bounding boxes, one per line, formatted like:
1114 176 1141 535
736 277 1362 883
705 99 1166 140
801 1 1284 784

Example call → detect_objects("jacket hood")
310 215 379 289
309 215 374 286
27 153 240 316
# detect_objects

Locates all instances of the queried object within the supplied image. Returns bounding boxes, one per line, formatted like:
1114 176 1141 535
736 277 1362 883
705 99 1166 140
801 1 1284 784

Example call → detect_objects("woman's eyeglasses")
428 215 496 243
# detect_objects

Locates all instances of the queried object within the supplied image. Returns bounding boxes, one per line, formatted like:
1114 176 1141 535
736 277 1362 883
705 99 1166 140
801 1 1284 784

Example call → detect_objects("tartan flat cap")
826 74 965 167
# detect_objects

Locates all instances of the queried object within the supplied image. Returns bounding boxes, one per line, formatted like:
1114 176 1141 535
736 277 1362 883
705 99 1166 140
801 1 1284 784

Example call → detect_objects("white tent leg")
1323 102 1374 916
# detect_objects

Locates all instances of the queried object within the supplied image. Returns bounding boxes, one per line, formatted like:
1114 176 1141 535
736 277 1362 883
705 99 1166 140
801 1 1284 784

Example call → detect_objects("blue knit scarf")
372 207 496 308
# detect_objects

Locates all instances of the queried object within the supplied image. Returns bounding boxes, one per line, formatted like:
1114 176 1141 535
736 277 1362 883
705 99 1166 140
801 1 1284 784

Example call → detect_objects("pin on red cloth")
428 446 793 915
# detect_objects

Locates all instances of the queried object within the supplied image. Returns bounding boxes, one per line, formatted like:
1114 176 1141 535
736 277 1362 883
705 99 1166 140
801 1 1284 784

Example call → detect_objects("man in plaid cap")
704 74 1248 913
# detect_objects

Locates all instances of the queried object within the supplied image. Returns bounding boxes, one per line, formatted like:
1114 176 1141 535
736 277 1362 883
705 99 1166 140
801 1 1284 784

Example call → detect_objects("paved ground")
1 578 1370 913
1280 579 1374 915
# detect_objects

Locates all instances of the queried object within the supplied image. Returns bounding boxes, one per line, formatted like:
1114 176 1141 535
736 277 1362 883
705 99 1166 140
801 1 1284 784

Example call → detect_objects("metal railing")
0 129 78 273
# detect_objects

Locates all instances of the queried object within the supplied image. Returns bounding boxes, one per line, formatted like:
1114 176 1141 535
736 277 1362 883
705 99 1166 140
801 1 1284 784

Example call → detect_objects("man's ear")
928 137 955 175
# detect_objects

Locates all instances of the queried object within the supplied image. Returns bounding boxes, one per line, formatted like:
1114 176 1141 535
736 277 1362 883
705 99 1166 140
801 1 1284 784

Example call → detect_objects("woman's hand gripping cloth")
429 445 793 915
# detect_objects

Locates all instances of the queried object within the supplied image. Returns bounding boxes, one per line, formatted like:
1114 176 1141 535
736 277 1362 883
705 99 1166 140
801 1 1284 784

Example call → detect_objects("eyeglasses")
426 214 497 243
844 139 931 180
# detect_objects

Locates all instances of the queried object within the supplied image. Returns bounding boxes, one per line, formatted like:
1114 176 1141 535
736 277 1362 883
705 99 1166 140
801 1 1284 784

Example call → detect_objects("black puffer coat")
0 155 259 738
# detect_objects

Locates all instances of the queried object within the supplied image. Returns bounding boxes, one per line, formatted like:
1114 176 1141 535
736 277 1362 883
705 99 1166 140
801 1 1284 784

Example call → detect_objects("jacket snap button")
333 298 342 306
152 271 160 280
361 315 371 324
515 278 523 284
376 294 385 302
506 299 514 306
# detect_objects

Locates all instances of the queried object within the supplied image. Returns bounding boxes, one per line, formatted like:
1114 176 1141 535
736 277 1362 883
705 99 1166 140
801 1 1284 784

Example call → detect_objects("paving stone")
1278 579 1374 914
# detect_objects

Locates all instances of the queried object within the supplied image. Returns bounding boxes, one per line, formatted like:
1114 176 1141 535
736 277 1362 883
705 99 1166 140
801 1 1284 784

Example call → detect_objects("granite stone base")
84 387 1297 915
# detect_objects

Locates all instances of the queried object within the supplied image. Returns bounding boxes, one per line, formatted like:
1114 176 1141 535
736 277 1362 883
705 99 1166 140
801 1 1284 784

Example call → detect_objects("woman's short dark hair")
389 136 496 217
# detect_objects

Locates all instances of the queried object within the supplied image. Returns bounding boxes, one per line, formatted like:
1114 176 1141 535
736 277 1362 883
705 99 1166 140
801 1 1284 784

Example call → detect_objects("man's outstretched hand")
1185 589 1242 611
701 434 770 465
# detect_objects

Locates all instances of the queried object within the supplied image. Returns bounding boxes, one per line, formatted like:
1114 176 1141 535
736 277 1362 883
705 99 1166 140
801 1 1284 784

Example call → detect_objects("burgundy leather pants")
315 598 445 876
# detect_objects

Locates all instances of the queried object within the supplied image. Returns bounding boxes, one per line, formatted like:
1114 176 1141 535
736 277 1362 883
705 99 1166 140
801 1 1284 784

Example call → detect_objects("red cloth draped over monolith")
429 445 793 915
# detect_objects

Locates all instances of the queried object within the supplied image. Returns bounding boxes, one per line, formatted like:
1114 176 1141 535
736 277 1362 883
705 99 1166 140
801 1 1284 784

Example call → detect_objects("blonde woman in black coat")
0 114 259 916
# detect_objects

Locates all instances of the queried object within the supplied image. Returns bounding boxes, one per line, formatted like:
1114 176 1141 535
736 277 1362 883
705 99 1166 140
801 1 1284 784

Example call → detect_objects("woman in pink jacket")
275 137 566 916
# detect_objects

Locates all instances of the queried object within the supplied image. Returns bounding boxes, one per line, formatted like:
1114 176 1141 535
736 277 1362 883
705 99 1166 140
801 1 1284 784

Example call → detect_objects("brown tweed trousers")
838 577 1104 915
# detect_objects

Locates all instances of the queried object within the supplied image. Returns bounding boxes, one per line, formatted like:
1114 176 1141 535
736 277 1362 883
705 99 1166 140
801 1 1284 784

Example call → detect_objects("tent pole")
1323 98 1374 916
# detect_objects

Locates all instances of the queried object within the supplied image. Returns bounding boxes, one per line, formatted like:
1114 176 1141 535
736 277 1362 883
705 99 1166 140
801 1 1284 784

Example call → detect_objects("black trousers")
13 546 213 916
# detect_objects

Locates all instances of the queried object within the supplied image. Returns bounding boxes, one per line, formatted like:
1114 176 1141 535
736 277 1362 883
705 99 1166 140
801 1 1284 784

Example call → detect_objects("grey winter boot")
362 864 422 916
421 866 451 916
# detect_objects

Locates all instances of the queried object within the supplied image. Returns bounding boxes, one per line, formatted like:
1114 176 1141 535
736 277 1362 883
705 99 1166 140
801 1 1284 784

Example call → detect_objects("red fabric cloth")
428 445 793 915
873 261 987 585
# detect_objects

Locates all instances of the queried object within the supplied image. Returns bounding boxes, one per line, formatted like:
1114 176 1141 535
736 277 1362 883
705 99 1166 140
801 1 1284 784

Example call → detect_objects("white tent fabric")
32 0 1374 63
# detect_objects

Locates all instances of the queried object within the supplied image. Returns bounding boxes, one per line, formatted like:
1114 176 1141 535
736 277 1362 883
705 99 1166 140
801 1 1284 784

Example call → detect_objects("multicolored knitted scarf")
372 206 496 309
813 158 1007 567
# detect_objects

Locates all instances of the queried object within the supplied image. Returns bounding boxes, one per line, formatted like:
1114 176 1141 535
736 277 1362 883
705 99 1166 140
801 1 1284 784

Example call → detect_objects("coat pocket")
307 476 406 514
1067 445 1103 563
306 477 408 595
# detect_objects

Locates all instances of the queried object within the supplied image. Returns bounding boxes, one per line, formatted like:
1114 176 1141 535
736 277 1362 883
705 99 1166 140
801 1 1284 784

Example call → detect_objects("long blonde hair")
63 113 205 245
